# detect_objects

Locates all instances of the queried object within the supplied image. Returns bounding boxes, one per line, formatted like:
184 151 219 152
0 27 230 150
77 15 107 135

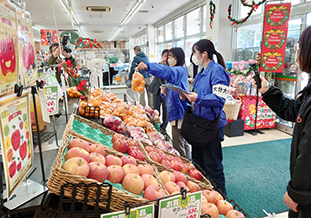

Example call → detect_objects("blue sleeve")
160 92 166 100
147 63 185 85
195 68 229 108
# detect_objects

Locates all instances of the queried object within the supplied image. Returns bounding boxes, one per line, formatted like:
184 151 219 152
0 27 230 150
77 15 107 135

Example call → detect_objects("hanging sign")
40 29 58 45
44 85 58 115
100 204 154 218
0 1 19 96
158 192 202 218
0 90 33 198
260 3 291 73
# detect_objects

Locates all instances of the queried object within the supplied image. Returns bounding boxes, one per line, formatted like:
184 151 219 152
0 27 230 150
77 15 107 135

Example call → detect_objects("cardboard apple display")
62 157 90 177
122 173 144 195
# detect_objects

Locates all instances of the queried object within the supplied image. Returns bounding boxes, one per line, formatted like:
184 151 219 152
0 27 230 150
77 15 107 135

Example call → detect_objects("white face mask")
168 58 177 67
192 54 205 66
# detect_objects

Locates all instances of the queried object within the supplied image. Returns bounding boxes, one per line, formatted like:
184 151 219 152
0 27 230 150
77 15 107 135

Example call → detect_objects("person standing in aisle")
253 26 311 218
180 39 230 195
136 47 191 160
148 49 169 133
127 46 152 107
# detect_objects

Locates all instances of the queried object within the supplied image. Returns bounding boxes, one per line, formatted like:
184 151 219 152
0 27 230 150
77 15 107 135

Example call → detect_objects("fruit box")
47 130 168 212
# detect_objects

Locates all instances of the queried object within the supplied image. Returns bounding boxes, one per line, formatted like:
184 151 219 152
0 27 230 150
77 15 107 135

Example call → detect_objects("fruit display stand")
47 131 168 212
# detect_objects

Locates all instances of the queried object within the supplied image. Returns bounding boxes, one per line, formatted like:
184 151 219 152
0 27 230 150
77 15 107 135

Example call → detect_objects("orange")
7 148 13 162
25 131 29 140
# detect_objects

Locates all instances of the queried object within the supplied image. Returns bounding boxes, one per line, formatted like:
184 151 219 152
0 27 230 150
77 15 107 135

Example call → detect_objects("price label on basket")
158 191 202 218
101 204 154 218
44 85 58 116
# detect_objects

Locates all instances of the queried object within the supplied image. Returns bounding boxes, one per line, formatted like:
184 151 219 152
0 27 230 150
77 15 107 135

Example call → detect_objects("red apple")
161 159 172 168
172 156 183 163
164 181 180 194
107 165 125 183
173 171 187 184
186 181 200 193
129 148 145 161
122 173 144 195
62 157 89 177
65 147 90 162
176 181 190 191
121 155 137 166
212 190 224 202
89 152 106 165
123 164 140 175
226 210 245 218
89 143 105 156
163 154 175 161
127 146 140 154
127 138 139 147
149 151 162 163
138 164 154 176
143 184 166 200
171 160 182 171
141 174 159 189
113 138 129 153
111 133 126 143
180 163 189 174
105 155 122 166
188 169 202 181
216 200 234 215
201 195 208 205
68 138 90 153
186 162 196 171
201 203 219 218
88 162 108 182
159 171 175 184
202 190 217 204
145 146 155 153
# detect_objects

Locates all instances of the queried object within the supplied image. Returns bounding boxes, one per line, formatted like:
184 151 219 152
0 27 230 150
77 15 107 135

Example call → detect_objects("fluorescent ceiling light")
121 0 146 26
59 0 79 25
78 27 86 38
32 25 42 31
108 26 122 42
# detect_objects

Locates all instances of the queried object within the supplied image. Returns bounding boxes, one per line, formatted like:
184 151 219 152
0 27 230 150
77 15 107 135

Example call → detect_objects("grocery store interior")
1 0 311 217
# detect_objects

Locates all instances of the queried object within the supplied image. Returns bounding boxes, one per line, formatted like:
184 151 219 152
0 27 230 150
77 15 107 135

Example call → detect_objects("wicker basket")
47 131 166 212
223 101 242 121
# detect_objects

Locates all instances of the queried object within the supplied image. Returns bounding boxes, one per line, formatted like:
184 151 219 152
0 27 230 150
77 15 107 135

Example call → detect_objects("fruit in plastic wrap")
131 72 145 93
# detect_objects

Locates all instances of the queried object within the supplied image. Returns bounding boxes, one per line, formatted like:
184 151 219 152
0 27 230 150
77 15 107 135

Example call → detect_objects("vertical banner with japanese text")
260 3 291 73
0 91 33 198
44 85 58 115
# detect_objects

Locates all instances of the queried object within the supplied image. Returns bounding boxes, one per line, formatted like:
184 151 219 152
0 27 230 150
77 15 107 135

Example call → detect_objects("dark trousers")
192 127 227 195
289 209 311 218
153 93 168 131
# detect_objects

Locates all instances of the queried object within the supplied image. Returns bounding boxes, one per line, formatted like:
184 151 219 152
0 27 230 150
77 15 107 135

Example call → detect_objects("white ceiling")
25 0 196 41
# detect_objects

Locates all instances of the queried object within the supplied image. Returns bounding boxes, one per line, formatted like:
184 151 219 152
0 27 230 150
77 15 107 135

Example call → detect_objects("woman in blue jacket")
137 47 191 159
182 39 230 195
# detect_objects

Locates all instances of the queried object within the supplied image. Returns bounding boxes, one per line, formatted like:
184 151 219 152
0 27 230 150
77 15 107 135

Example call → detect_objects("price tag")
158 191 202 218
101 204 154 218
43 85 59 116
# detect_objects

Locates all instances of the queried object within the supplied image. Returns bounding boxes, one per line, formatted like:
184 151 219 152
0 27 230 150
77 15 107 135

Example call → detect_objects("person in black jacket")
253 26 311 218
148 49 169 133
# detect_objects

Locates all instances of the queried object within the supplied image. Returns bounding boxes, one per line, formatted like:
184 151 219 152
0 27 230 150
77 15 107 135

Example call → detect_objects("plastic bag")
131 71 145 93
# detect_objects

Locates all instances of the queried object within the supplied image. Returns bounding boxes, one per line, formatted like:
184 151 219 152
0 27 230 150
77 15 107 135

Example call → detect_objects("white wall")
147 24 156 62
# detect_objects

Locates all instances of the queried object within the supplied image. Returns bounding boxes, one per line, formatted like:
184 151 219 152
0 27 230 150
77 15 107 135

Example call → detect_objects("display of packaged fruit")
131 72 145 93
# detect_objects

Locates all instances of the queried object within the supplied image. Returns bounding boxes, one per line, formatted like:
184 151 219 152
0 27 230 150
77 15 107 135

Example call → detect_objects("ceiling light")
108 26 122 42
32 26 42 31
77 27 86 38
59 0 79 25
121 0 146 26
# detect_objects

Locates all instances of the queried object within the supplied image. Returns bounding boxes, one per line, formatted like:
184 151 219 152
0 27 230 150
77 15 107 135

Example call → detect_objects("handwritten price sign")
100 204 154 218
158 191 202 218
44 85 58 116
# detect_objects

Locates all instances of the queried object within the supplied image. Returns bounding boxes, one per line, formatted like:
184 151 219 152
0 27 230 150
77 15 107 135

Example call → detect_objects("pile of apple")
62 137 167 200
144 105 159 120
111 133 146 161
104 114 126 134
145 145 203 181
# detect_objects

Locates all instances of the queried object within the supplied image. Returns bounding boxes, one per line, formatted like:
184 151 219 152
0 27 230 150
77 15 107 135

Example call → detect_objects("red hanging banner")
40 29 59 46
260 3 291 73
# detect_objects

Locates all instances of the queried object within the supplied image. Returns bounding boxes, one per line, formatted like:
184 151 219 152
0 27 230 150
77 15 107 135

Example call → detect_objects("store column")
128 36 136 64
147 24 156 62
206 0 233 62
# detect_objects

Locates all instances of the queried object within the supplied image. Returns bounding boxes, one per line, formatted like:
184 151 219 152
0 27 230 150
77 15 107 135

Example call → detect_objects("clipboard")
162 83 190 98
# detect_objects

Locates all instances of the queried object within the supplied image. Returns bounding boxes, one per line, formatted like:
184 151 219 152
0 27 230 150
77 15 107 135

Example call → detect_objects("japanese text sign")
101 204 154 218
44 85 58 115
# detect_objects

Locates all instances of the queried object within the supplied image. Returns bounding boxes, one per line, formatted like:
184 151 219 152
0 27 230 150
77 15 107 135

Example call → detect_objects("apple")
186 181 200 193
65 147 90 162
163 154 175 161
145 146 155 153
212 190 224 202
138 164 154 176
111 133 126 143
170 160 182 171
226 210 245 218
89 152 105 165
141 174 159 189
89 143 105 156
68 138 90 152
128 148 145 161
105 155 122 166
180 163 189 174
88 162 108 182
123 164 140 175
127 138 139 147
201 203 219 218
216 200 234 215
159 171 175 184
161 159 172 168
143 184 166 200
113 138 129 153
127 146 140 154
149 151 162 163
176 181 190 191
186 162 196 171
201 195 208 204
171 191 180 195
164 181 180 194
154 148 165 157
121 155 137 166
173 171 187 184
62 157 89 177
202 190 217 204
122 173 144 195
107 165 125 183
188 169 202 181
172 156 183 163
104 114 114 128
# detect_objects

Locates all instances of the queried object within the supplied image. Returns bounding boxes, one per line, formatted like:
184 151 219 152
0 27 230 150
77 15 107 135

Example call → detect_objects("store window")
136 37 140 45
174 16 184 39
158 26 164 42
307 12 311 26
165 22 173 41
202 5 206 33
187 8 200 36
175 40 184 50
141 34 146 45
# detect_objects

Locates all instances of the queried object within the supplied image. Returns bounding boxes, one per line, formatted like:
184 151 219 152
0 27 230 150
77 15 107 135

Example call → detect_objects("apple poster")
17 11 37 87
0 1 19 96
0 91 33 198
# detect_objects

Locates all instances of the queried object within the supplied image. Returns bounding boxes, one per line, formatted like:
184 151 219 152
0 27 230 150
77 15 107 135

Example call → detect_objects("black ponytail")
214 51 226 69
